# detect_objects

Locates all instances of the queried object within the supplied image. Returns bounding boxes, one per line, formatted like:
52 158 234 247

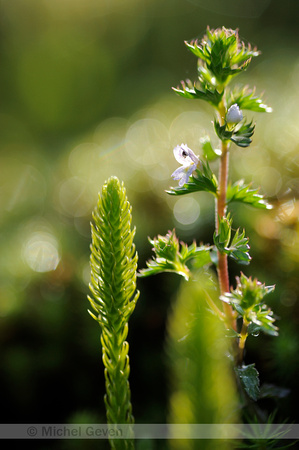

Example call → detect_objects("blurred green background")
1 0 299 447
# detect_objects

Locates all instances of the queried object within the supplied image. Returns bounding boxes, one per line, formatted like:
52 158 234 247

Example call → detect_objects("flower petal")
226 104 243 124
178 172 189 187
171 166 185 180
173 144 199 166
186 164 196 179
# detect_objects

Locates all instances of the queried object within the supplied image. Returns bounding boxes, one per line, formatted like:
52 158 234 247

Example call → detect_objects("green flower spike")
88 176 139 450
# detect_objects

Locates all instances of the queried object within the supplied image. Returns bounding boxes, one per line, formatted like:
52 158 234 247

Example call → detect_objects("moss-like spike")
88 176 138 450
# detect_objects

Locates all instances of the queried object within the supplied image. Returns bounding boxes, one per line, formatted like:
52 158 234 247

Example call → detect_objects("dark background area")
0 0 299 448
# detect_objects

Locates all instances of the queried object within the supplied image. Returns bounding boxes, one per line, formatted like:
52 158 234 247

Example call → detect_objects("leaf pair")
214 214 251 264
167 159 218 196
139 229 212 281
222 273 278 337
214 118 255 148
185 27 259 86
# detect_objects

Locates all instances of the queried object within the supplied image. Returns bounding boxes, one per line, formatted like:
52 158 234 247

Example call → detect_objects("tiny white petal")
226 104 243 124
173 144 199 166
186 164 196 179
171 144 200 187
178 172 189 187
171 166 185 180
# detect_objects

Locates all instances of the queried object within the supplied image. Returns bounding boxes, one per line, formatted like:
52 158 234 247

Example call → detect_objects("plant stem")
216 102 237 332
204 289 226 322
238 319 249 365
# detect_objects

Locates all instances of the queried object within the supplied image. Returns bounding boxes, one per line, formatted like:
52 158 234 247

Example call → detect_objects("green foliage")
213 215 251 264
167 160 218 196
227 86 272 113
173 27 263 109
214 118 255 148
235 364 260 401
222 273 278 337
200 136 222 161
247 304 279 337
172 78 224 106
185 27 259 86
167 275 238 449
238 413 296 449
226 180 272 209
139 230 212 281
88 176 139 449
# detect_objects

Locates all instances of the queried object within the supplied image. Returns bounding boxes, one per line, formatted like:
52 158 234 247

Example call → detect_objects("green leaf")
185 27 260 86
213 215 251 264
214 120 233 141
227 85 272 113
214 215 232 252
223 273 275 310
226 180 273 210
190 246 213 270
235 364 260 401
214 118 255 148
229 228 251 264
172 79 223 106
167 160 218 196
249 303 279 336
139 230 212 281
230 120 255 148
222 274 277 336
200 136 221 161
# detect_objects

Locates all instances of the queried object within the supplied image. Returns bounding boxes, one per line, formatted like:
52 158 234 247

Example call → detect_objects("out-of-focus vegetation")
1 0 299 447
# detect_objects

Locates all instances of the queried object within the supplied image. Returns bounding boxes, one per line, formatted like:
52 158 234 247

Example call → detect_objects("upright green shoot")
88 176 139 450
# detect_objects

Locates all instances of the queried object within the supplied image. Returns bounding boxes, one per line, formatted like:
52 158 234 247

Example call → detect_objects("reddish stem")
216 104 237 332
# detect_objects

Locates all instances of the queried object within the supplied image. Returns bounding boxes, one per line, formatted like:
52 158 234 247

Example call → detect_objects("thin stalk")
238 319 249 366
204 289 226 322
216 101 237 332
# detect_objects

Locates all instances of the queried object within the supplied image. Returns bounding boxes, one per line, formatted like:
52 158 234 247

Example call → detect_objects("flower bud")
226 104 243 124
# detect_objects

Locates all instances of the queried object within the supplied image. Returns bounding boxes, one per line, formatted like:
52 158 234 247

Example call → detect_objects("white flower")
171 144 200 187
226 104 243 124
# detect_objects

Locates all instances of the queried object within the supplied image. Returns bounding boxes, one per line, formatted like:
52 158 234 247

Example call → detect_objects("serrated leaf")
214 216 251 264
213 215 232 252
167 161 218 196
229 230 251 264
226 180 272 210
172 80 201 100
227 86 272 113
231 120 255 148
250 303 279 336
191 246 213 269
214 118 255 148
186 27 259 86
214 120 233 141
172 79 223 106
235 364 260 401
139 230 212 281
200 136 221 161
185 39 207 61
